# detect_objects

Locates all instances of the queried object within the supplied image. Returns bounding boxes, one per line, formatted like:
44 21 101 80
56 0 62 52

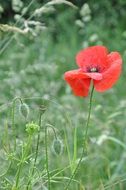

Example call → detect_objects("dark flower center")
90 67 98 72
87 66 99 73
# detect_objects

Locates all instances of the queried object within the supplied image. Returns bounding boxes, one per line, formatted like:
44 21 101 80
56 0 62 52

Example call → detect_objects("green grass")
0 1 126 189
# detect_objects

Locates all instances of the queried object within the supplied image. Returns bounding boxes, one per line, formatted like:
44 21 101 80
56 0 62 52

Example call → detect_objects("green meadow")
0 0 126 189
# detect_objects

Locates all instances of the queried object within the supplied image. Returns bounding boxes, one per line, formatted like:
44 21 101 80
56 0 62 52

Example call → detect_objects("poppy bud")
26 122 40 135
39 105 47 115
19 103 29 119
52 138 64 156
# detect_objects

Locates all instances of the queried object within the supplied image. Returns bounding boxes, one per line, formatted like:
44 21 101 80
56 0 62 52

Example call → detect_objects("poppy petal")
64 69 88 79
94 52 122 92
64 70 91 96
85 72 102 80
107 52 122 66
76 46 108 71
64 69 102 80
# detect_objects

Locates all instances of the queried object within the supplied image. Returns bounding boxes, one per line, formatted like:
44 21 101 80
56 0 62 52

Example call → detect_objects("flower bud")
19 103 29 119
39 105 47 115
52 138 64 156
26 122 40 135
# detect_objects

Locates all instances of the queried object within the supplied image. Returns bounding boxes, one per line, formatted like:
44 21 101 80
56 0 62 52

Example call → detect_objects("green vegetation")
0 0 126 189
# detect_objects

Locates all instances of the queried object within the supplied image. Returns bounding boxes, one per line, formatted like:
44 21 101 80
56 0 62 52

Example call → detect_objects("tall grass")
0 0 126 189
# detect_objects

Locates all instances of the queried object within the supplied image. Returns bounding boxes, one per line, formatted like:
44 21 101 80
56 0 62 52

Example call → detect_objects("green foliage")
0 1 126 190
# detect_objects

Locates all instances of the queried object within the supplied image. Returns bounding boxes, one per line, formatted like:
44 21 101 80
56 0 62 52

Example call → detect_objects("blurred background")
0 0 126 100
0 0 126 189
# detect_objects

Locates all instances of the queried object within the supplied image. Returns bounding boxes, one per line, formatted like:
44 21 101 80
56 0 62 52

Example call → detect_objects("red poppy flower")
64 45 122 97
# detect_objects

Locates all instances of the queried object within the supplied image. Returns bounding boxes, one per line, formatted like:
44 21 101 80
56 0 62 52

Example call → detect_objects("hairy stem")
15 135 32 188
26 112 42 189
64 85 94 190
45 126 51 190
12 97 23 151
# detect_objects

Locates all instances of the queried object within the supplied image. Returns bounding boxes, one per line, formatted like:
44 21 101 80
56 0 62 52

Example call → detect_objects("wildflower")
64 45 122 97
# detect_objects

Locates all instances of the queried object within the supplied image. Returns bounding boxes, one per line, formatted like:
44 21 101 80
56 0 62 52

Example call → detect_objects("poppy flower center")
90 67 98 72
87 67 99 73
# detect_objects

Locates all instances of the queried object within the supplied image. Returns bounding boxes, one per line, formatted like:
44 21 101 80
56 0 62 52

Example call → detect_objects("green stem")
12 100 16 151
64 85 94 190
12 97 23 151
45 126 51 190
83 85 94 152
15 134 32 188
32 113 42 172
26 112 42 189
46 124 58 140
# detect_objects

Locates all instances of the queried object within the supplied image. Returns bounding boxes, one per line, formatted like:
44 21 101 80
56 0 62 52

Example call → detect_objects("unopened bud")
39 105 47 115
19 103 29 119
52 138 64 156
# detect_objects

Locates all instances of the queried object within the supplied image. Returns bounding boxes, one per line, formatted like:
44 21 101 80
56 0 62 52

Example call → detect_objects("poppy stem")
83 85 94 152
26 111 42 189
45 126 51 190
12 97 23 152
64 85 94 190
